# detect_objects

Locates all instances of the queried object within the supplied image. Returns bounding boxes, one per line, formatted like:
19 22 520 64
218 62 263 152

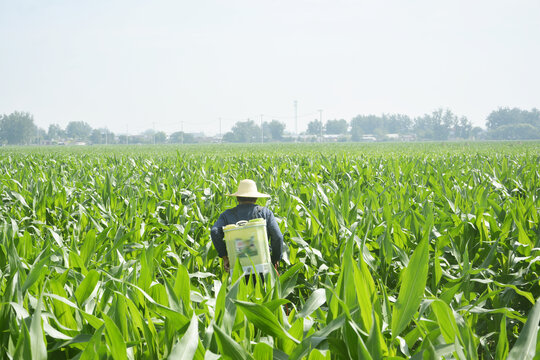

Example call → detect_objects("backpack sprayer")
223 218 272 275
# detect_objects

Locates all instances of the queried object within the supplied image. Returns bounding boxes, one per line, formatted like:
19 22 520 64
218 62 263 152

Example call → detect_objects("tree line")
0 113 198 145
222 107 540 142
1 107 539 145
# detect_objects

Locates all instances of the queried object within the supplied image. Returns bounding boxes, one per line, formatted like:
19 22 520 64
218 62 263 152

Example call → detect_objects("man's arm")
265 210 283 265
210 213 228 258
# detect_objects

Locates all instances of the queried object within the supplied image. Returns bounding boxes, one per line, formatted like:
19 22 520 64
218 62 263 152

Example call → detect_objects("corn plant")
0 142 539 359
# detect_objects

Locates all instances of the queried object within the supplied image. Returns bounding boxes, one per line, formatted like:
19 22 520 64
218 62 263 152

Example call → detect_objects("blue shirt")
210 203 284 264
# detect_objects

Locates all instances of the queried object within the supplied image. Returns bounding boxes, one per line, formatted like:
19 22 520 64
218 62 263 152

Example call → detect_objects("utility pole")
319 109 323 143
294 100 298 142
260 114 264 144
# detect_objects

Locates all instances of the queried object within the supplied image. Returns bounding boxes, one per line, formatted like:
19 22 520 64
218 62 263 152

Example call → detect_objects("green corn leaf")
80 325 105 360
102 313 128 360
496 315 509 360
161 268 184 314
431 300 463 346
29 296 47 360
263 298 290 313
283 318 304 354
11 191 29 208
21 251 50 294
174 264 192 314
297 288 326 319
48 228 64 248
75 269 100 306
391 235 429 338
507 298 540 360
253 342 273 360
290 313 347 360
213 324 253 360
234 300 299 344
80 229 96 266
222 277 240 333
353 253 376 333
169 314 199 360
12 315 32 360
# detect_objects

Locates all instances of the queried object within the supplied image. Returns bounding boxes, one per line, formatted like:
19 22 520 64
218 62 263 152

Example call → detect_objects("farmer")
210 179 283 273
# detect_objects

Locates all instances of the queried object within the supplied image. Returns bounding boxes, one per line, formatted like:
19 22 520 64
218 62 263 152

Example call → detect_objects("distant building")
400 134 416 141
361 135 377 141
323 134 340 142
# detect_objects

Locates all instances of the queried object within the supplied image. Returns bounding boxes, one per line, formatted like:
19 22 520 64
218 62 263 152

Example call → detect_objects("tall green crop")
0 142 539 359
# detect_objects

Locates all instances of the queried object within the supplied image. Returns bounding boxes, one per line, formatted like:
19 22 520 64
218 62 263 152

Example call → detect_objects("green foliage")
325 119 348 135
223 119 261 143
351 113 413 139
306 119 322 135
170 131 196 144
0 142 539 359
0 111 37 145
263 120 286 141
66 121 92 141
487 107 540 140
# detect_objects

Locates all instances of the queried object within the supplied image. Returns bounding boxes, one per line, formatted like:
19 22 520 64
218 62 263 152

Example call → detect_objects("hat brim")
227 191 271 198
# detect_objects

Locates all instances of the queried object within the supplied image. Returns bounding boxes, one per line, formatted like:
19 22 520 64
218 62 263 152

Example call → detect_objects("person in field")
210 179 283 272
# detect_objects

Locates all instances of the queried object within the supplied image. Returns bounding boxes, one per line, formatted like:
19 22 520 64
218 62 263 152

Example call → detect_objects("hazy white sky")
1 1 539 135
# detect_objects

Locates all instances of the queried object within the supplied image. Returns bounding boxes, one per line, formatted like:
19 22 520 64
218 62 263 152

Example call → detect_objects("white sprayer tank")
223 218 272 275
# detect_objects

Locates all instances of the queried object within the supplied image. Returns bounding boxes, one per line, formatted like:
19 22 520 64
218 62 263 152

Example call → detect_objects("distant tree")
470 126 485 140
155 131 167 143
66 121 92 141
489 123 540 140
351 113 413 139
222 132 236 143
0 111 37 145
350 125 363 141
325 119 348 135
88 128 114 144
454 116 472 139
225 119 261 142
36 128 47 145
487 108 516 130
306 120 323 135
413 108 460 140
350 115 380 135
104 130 115 144
142 129 155 144
47 124 65 141
90 129 102 144
264 120 285 140
383 114 413 134
486 107 540 139
486 107 540 130
170 131 196 144
117 135 128 144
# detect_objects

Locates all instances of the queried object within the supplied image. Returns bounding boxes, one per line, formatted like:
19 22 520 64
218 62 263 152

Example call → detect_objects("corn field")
0 142 539 359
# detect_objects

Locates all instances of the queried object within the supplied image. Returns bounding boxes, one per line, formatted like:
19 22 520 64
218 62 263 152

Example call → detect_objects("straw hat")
228 179 271 198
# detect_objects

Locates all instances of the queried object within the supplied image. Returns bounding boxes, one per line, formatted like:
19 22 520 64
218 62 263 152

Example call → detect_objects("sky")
1 0 539 136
